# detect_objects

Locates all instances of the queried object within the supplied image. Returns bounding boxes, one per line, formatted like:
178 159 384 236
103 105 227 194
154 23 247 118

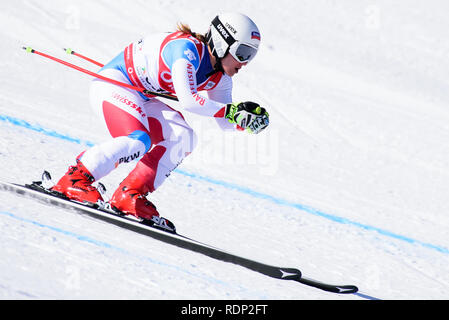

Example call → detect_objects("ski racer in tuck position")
51 12 270 224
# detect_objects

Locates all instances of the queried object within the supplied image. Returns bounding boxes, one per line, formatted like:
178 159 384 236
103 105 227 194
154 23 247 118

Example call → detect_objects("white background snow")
1 0 448 300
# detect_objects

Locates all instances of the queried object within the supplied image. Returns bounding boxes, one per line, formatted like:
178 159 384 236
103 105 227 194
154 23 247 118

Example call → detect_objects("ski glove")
225 101 270 134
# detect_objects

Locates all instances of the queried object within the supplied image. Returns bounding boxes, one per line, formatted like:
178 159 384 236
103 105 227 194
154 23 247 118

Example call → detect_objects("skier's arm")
171 58 269 134
171 58 226 117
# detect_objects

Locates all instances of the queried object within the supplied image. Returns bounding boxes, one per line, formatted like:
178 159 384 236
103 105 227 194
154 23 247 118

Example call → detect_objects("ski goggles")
228 43 258 63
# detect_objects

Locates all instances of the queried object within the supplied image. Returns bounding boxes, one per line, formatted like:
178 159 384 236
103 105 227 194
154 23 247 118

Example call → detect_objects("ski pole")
63 47 181 102
22 46 179 102
63 48 104 68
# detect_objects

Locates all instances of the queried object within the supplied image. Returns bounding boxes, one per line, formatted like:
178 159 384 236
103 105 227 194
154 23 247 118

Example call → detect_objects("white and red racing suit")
80 31 235 192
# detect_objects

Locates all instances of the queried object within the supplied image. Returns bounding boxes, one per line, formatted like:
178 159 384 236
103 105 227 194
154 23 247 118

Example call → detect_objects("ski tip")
298 277 359 294
335 285 359 294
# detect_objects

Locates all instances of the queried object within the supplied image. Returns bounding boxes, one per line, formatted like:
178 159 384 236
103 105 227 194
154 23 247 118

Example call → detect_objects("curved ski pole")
22 46 179 102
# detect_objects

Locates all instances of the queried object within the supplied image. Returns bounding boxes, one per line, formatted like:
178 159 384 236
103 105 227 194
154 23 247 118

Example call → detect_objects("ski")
298 276 358 294
24 174 177 234
0 176 358 294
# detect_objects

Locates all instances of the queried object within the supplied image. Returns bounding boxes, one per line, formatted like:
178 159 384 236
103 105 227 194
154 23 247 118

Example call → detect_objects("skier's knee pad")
128 130 152 153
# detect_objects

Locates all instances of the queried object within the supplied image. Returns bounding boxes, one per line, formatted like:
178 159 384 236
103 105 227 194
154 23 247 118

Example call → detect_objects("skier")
51 12 269 225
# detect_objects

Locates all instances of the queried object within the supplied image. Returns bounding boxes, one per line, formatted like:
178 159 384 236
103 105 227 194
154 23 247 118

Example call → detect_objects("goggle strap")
211 16 236 47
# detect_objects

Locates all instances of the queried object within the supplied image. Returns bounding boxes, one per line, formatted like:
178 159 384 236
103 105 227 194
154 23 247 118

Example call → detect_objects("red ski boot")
51 160 104 204
109 178 176 233
109 153 176 233
109 168 159 221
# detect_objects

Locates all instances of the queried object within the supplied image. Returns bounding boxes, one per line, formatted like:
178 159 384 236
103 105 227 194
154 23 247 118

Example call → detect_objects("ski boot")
109 167 175 233
51 160 104 205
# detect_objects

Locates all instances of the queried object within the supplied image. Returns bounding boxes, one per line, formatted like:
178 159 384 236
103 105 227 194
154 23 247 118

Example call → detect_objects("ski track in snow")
1 0 449 300
1 113 448 257
0 210 269 299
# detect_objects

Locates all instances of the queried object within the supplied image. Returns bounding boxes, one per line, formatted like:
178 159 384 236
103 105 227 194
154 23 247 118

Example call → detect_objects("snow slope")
1 0 449 299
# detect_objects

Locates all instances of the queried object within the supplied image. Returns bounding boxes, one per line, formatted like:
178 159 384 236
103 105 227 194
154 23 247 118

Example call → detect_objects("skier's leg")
109 99 197 219
81 69 153 180
52 69 151 203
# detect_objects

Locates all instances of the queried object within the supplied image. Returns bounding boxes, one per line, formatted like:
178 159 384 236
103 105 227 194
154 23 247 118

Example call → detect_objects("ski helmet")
205 12 261 63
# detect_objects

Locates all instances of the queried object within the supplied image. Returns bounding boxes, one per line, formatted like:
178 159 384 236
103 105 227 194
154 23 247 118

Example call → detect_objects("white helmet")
206 12 261 63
